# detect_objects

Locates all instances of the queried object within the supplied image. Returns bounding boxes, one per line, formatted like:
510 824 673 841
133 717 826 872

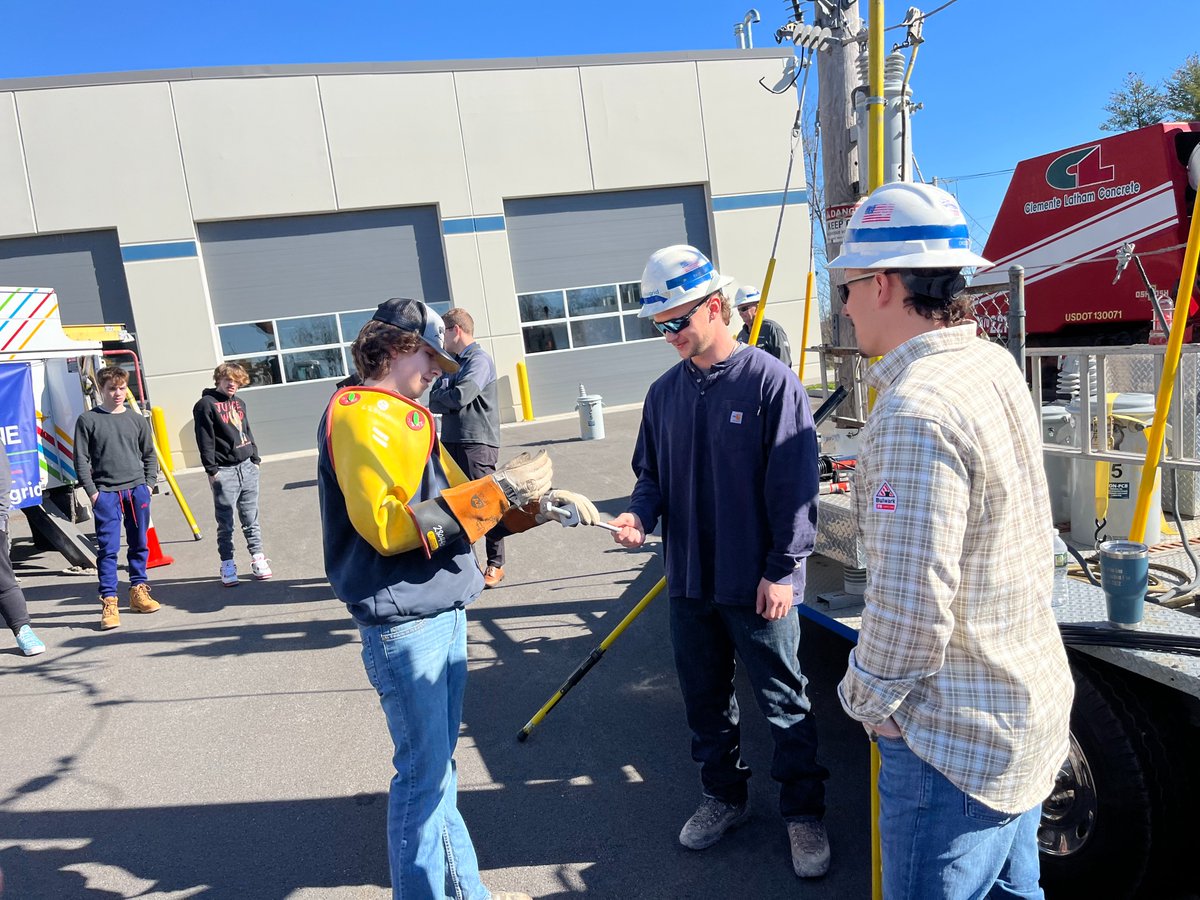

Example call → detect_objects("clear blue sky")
1 0 1195 246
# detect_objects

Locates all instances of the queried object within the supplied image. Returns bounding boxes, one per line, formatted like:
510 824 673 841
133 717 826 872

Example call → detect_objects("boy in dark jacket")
74 365 160 630
193 363 272 586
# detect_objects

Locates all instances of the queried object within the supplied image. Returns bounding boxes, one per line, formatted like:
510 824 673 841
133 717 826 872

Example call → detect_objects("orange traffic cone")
145 516 175 568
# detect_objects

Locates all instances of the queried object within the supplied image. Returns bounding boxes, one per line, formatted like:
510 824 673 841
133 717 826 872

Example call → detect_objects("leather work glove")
494 450 553 507
538 489 601 526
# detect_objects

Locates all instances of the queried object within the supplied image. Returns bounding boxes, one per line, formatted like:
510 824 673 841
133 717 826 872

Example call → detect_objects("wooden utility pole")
813 0 863 388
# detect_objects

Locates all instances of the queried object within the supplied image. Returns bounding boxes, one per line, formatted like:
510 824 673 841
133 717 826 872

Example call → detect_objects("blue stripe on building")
442 216 506 235
120 241 198 262
712 190 810 212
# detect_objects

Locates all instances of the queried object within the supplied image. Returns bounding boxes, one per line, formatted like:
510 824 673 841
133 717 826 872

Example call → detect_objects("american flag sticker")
874 481 897 512
861 203 894 223
730 410 744 424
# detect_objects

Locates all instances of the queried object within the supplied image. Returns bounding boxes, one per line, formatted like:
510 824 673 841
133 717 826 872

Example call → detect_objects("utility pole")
813 0 864 407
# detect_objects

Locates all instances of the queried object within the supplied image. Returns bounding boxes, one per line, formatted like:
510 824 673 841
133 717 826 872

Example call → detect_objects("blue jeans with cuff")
877 734 1044 900
359 608 488 900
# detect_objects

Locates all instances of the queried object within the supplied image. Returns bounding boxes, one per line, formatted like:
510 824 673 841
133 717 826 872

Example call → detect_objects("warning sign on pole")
824 203 859 248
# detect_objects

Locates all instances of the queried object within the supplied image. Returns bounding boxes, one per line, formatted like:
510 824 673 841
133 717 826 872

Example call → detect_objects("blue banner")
0 363 42 509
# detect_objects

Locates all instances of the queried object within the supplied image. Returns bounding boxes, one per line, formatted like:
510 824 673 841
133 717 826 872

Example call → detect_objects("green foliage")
1164 54 1200 121
1100 72 1167 132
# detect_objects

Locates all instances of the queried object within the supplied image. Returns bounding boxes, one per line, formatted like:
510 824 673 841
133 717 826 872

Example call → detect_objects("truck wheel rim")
1038 733 1096 857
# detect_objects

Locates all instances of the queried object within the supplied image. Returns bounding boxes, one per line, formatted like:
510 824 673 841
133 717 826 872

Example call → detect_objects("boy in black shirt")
193 363 271 586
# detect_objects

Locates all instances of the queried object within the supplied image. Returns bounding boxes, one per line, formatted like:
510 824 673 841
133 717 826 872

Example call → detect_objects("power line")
933 167 1016 184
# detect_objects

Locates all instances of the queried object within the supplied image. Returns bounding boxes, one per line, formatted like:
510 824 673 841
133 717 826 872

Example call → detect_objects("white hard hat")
734 285 761 309
638 245 734 318
828 182 992 270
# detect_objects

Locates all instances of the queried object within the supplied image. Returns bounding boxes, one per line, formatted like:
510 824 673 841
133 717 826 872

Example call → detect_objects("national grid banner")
0 362 43 509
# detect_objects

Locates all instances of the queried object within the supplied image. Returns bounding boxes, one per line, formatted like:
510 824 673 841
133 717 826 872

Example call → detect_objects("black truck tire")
1039 658 1158 898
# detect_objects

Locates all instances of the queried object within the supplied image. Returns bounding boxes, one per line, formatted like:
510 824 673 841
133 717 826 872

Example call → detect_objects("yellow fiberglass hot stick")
1130 181 1200 542
517 577 665 741
868 4 886 897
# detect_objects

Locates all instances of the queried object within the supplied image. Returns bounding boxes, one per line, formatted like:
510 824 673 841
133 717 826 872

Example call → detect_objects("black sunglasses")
653 298 709 336
837 270 898 304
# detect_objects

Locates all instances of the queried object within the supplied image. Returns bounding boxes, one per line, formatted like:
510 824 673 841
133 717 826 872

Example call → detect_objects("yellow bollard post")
150 405 174 473
516 361 535 422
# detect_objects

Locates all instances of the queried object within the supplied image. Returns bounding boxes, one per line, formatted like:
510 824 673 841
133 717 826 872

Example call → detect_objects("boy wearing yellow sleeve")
318 298 591 900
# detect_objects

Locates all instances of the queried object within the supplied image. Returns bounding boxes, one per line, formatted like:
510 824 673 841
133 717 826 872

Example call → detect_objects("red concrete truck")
973 122 1200 345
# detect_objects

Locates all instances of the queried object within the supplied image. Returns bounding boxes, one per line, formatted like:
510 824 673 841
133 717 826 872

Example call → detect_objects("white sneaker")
220 559 239 587
251 553 273 580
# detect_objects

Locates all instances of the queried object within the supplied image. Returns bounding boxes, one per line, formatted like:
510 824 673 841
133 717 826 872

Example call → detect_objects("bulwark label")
874 481 897 512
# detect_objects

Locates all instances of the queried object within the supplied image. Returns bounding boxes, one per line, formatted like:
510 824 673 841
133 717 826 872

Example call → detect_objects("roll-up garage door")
505 186 712 415
0 230 134 328
197 206 449 453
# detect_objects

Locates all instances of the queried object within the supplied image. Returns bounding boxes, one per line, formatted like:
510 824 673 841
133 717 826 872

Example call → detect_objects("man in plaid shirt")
830 182 1073 898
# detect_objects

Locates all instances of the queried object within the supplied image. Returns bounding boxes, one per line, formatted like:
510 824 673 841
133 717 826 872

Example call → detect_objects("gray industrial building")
0 49 815 467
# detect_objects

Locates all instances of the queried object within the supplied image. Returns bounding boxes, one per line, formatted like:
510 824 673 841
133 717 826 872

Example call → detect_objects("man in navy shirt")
610 246 830 878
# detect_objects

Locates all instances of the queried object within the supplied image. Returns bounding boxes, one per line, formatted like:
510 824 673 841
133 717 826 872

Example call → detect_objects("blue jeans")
359 609 488 900
877 736 1044 900
93 484 151 597
211 458 263 561
669 597 828 819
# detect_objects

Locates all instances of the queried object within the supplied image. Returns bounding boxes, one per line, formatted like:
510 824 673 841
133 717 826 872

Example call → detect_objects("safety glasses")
837 270 897 304
653 298 708 336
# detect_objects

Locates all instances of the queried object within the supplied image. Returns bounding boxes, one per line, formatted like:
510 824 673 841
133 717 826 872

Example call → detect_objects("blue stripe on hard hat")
641 293 667 305
665 261 714 292
845 224 971 244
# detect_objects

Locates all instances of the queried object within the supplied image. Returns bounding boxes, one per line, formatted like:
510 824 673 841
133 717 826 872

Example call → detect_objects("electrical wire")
1060 623 1200 657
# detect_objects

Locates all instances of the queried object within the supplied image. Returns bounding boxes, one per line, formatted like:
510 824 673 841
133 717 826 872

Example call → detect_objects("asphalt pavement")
0 405 871 899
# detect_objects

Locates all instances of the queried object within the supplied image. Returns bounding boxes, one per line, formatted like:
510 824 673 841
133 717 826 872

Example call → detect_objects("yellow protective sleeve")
326 387 439 556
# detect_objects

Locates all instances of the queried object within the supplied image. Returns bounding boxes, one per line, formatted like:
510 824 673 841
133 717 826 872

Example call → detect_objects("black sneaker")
678 797 750 850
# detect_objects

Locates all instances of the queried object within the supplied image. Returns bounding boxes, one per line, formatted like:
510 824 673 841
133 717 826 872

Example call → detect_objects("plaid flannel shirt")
837 324 1074 813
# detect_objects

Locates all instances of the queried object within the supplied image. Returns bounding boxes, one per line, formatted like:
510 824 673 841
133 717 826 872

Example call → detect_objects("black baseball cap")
372 298 460 373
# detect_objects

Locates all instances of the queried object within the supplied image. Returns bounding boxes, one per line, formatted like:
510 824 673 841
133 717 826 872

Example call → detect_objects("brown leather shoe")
129 583 161 613
99 596 121 630
483 565 505 588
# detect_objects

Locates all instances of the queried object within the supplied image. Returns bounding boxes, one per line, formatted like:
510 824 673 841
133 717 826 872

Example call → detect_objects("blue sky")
1 0 1195 246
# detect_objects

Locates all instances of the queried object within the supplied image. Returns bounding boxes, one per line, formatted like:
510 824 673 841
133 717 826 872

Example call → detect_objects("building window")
517 281 656 354
217 302 450 387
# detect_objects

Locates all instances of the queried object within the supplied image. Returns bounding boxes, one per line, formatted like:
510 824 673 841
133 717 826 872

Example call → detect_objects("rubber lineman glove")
539 489 602 526
494 450 553 507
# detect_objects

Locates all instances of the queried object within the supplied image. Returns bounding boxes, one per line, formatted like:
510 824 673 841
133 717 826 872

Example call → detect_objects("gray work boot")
787 819 831 877
678 797 750 850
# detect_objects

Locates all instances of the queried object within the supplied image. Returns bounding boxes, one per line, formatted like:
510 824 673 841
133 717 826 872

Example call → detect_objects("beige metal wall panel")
581 63 707 191
0 94 34 237
454 68 592 213
697 58 802 197
473 230 522 336
172 77 335 221
441 231 491 329
124 257 219 378
478 334 521 425
15 83 192 243
319 73 472 216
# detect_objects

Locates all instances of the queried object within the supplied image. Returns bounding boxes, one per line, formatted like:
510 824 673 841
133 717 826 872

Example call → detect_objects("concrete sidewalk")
0 406 870 899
